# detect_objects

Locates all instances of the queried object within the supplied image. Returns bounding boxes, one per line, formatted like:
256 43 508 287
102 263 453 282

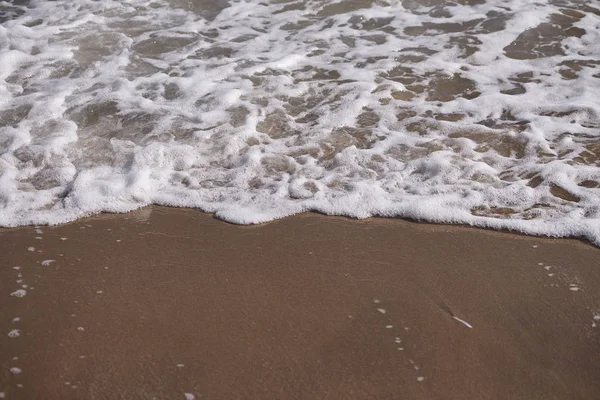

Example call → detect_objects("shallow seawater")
0 0 599 243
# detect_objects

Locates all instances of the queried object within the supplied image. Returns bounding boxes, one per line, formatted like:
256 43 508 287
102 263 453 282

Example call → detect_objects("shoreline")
1 206 599 399
4 205 599 249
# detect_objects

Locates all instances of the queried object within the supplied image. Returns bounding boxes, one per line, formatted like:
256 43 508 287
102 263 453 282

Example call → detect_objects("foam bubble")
8 329 21 338
11 289 26 298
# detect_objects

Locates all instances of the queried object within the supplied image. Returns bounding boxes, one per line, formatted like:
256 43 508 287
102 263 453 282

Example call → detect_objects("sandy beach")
2 0 600 398
1 207 599 399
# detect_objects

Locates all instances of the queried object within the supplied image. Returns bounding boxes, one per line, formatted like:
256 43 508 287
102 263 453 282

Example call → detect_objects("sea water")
1 0 599 243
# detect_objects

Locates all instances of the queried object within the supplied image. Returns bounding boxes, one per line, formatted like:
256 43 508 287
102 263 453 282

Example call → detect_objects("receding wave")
1 0 600 244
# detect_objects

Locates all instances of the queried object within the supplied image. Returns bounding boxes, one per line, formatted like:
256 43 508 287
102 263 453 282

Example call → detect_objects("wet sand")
1 206 599 400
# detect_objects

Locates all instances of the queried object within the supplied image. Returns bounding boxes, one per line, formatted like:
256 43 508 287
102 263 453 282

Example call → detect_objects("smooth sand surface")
1 206 600 399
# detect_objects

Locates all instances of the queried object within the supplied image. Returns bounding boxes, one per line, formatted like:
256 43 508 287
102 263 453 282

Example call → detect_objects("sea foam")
1 0 600 244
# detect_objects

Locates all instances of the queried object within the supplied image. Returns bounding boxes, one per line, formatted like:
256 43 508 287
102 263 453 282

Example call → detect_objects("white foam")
0 0 599 245
8 329 21 338
10 367 22 375
11 289 26 298
41 259 55 266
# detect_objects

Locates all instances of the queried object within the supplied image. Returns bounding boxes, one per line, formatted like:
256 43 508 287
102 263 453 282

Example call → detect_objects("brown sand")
1 206 599 400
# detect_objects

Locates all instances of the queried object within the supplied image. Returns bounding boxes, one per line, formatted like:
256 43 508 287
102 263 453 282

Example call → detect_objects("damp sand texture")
1 207 600 399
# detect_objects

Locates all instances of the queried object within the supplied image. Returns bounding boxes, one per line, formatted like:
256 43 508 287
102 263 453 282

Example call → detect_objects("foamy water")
1 0 600 243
